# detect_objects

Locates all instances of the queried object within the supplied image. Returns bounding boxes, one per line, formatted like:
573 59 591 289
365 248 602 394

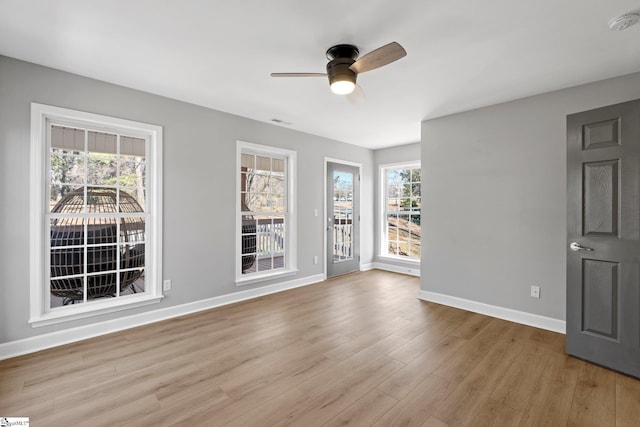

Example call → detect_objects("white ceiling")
1 1 639 149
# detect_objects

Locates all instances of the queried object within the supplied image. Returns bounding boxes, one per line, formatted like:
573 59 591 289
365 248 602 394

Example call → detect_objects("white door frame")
323 157 363 279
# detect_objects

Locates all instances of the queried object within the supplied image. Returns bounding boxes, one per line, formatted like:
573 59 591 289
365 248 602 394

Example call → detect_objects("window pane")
86 245 118 274
88 131 117 155
122 270 145 294
51 125 85 151
51 275 85 308
50 151 84 185
386 197 399 212
241 215 257 273
120 243 145 269
412 197 422 210
86 272 118 300
411 169 421 183
50 185 83 212
120 241 145 295
247 174 270 194
241 153 255 170
272 195 285 212
120 136 146 157
86 219 118 245
387 169 399 184
271 177 284 196
51 217 84 247
120 161 146 188
388 242 399 256
121 216 146 244
409 231 421 260
50 248 84 277
410 214 421 231
412 183 421 198
256 156 271 173
123 188 146 212
272 158 285 174
87 153 117 186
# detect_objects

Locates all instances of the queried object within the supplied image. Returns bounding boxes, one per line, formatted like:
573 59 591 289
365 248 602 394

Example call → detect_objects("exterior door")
566 99 640 378
327 162 360 277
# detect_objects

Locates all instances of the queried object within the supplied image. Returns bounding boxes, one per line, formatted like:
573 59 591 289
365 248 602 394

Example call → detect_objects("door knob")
570 242 593 252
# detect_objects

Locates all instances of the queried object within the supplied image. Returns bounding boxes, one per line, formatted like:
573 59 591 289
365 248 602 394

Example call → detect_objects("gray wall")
421 71 640 321
373 142 421 267
0 56 375 343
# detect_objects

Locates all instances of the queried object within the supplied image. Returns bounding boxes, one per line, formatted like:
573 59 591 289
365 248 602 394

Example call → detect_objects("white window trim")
29 103 163 327
379 161 421 264
235 141 297 285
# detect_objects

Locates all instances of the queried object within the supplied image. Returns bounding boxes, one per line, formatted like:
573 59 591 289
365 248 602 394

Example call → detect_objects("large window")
236 141 296 284
381 163 421 261
30 103 163 326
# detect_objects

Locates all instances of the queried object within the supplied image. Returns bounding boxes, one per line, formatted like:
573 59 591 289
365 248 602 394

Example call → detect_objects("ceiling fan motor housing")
326 44 359 94
327 58 357 87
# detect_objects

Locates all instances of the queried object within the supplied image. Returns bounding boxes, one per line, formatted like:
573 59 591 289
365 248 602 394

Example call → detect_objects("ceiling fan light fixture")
330 78 356 95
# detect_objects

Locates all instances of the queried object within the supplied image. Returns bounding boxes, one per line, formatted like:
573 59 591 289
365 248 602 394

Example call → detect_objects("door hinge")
358 256 360 261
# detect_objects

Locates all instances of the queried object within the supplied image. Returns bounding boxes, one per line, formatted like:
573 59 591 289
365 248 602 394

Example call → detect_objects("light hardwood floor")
1 270 639 426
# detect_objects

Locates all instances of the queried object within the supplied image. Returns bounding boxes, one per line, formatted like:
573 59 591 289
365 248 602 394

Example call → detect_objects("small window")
381 163 421 261
30 103 163 326
237 141 296 284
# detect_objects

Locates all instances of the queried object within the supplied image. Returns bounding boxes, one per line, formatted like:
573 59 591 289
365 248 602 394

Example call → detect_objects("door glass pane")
333 171 354 262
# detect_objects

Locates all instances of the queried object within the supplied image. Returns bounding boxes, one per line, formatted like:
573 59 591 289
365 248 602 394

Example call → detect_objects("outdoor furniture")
50 187 145 304
242 219 257 272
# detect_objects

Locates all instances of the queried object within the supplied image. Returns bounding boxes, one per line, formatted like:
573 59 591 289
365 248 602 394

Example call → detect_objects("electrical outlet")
530 285 540 298
313 256 318 264
163 279 172 291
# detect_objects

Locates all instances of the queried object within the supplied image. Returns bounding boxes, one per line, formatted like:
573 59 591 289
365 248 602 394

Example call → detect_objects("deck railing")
333 218 353 260
255 217 285 255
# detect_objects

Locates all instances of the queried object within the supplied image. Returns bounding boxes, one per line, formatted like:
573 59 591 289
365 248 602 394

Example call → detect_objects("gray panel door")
567 99 640 378
327 162 360 277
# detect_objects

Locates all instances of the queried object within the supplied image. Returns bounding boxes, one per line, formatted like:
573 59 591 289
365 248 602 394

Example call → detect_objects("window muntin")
383 164 421 260
30 103 163 326
237 142 296 283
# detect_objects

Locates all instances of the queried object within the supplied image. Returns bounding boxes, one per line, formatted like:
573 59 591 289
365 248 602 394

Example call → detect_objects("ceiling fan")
271 42 407 102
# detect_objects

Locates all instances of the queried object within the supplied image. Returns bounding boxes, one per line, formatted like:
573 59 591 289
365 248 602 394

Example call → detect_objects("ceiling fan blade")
346 84 366 105
349 42 407 74
271 73 327 77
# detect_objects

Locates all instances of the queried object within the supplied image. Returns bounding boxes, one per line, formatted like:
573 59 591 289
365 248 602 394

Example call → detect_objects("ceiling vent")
608 12 640 31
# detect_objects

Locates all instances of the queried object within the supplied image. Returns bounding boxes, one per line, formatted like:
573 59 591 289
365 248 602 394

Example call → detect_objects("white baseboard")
369 262 420 277
0 274 325 361
360 263 375 271
418 290 566 334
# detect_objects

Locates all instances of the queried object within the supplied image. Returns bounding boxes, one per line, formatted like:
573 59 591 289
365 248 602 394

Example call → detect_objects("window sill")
378 255 420 266
235 269 298 286
29 294 164 328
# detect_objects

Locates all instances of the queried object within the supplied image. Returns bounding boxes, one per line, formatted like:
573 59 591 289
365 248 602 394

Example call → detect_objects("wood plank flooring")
1 270 639 426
